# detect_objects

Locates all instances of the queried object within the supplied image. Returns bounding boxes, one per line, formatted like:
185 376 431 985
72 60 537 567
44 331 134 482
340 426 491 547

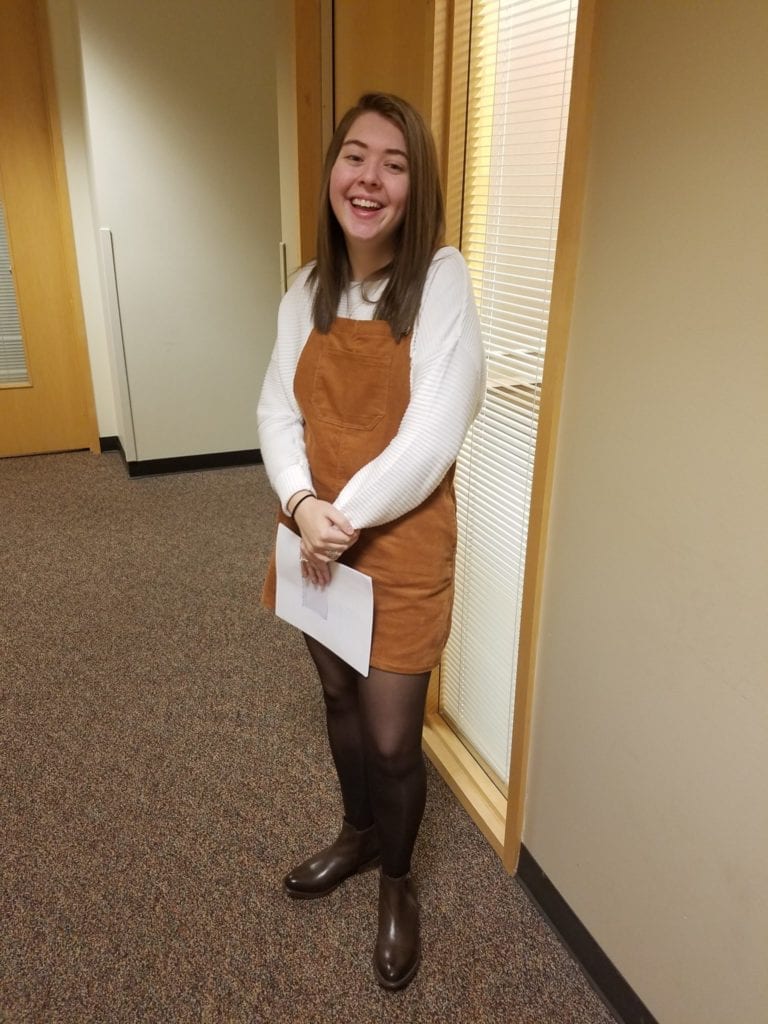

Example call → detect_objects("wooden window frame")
423 0 599 873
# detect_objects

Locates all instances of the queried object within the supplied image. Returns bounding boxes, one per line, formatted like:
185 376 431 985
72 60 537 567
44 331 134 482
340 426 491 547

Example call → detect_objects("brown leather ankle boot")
283 821 380 899
373 871 420 990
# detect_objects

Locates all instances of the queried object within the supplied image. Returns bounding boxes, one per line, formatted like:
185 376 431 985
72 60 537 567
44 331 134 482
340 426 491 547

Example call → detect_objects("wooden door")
333 0 437 122
294 0 442 265
0 0 98 458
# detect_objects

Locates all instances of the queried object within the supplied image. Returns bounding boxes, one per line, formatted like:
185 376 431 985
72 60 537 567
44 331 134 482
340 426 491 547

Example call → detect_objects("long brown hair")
309 93 445 339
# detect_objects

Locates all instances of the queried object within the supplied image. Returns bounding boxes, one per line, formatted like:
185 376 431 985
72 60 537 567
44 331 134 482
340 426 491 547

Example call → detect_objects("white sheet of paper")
274 524 373 675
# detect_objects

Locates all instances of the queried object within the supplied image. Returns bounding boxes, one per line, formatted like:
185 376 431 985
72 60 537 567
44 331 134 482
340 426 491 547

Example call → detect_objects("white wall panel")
76 0 282 460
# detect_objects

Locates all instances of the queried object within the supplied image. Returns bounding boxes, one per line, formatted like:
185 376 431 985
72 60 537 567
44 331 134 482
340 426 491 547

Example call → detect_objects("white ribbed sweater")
256 246 485 530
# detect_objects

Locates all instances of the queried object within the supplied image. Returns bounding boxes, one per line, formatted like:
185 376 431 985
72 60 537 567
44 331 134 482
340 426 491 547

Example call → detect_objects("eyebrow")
341 139 408 160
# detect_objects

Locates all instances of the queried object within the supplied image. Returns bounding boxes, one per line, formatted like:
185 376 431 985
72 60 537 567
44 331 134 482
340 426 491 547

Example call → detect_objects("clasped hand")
294 497 359 587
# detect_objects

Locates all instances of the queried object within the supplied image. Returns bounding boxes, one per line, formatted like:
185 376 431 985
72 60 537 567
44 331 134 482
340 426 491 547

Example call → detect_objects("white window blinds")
0 197 28 385
440 0 578 785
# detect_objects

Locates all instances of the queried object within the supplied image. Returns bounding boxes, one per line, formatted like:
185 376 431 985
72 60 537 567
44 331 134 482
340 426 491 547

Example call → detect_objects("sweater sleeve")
256 266 316 512
333 248 486 529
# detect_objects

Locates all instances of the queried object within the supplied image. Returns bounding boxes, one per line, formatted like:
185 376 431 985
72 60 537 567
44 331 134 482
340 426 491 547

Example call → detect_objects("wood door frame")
294 0 334 264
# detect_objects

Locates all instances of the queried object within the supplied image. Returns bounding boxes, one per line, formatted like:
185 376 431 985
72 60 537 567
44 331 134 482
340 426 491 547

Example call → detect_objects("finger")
308 561 329 587
301 541 324 563
304 552 328 580
324 527 359 549
324 505 355 537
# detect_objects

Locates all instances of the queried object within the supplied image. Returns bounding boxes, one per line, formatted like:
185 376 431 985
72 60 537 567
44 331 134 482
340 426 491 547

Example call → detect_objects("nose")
356 160 381 188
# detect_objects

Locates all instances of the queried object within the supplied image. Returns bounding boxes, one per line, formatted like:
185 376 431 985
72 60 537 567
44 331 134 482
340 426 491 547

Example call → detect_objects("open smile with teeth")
351 198 383 210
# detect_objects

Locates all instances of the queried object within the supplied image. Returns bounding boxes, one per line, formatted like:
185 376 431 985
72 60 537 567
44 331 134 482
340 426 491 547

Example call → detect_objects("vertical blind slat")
0 197 29 384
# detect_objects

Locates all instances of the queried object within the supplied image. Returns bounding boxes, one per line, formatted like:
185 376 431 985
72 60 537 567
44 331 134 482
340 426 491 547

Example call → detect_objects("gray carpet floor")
0 451 616 1024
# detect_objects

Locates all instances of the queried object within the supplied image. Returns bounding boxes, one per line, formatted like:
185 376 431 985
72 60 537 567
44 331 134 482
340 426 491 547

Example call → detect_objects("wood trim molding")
423 711 506 857
503 0 600 872
294 0 330 263
442 0 472 248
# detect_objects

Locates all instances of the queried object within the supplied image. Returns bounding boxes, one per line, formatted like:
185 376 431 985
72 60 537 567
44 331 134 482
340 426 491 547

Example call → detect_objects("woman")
258 92 484 990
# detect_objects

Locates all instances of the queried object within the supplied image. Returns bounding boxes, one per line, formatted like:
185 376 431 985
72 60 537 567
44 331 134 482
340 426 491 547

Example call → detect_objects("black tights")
304 635 430 878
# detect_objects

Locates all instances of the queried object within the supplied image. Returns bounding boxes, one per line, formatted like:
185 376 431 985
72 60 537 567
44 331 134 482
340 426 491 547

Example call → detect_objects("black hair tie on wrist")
290 493 315 518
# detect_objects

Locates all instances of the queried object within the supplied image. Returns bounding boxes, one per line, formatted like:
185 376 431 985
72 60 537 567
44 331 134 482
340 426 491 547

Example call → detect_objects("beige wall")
524 2 768 1022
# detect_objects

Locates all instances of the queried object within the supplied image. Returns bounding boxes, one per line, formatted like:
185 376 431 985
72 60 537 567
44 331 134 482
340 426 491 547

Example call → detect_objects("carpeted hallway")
1 451 616 1023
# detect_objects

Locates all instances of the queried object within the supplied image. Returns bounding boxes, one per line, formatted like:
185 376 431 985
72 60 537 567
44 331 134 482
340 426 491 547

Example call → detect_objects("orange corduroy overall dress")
262 317 457 674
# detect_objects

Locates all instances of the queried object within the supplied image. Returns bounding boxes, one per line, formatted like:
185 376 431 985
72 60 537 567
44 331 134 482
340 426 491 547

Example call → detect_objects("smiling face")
329 111 410 280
